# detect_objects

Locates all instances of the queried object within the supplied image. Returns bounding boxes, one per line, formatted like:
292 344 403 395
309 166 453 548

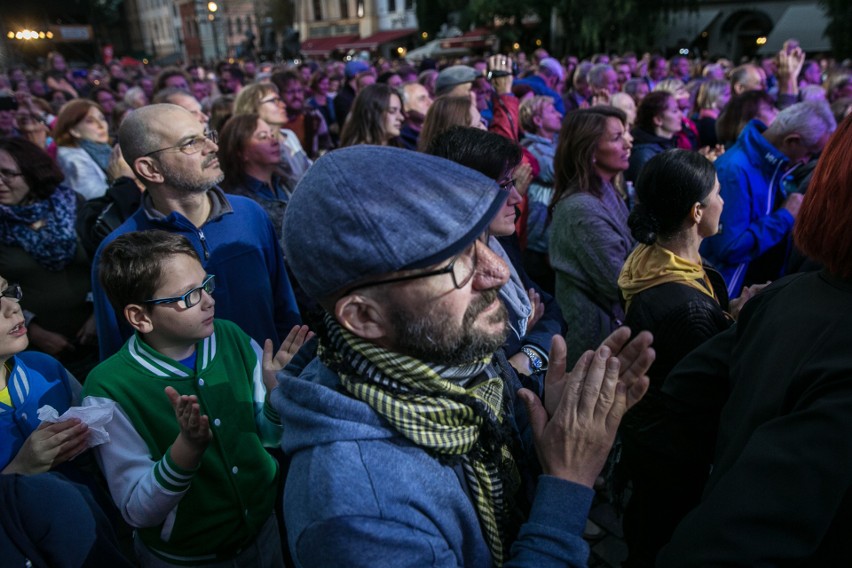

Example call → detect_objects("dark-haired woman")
616 149 756 568
218 114 291 250
549 106 634 367
339 84 403 148
0 138 96 377
625 91 681 183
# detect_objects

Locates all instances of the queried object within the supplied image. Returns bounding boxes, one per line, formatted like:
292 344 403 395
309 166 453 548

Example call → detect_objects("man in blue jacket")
91 104 301 359
274 145 653 567
700 100 835 296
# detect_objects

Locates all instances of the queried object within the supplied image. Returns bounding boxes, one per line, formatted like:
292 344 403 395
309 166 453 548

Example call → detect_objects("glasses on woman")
143 129 218 157
0 168 24 184
260 96 283 106
1 283 22 303
144 275 215 309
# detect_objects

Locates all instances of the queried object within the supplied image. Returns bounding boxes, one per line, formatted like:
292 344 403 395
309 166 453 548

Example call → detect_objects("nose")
0 296 21 317
472 241 510 290
507 186 522 206
201 288 215 308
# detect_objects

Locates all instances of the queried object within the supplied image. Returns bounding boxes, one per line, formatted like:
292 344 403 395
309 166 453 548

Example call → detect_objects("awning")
405 40 468 62
300 34 359 57
439 28 497 50
758 4 830 54
656 8 721 48
338 28 417 51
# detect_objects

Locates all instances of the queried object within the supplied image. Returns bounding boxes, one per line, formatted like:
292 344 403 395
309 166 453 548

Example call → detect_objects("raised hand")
543 328 653 417
165 386 211 470
519 338 628 487
262 325 314 392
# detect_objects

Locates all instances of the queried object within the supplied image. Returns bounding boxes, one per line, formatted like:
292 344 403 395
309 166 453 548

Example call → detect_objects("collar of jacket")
737 119 789 175
127 330 218 378
140 185 234 226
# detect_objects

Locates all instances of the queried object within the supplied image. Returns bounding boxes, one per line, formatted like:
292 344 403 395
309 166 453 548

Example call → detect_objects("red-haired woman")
658 113 852 566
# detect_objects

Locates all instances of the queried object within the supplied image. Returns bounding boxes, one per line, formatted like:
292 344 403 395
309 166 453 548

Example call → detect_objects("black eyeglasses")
260 96 283 105
498 178 516 191
144 275 215 309
344 241 484 296
1 283 22 302
143 129 218 157
0 168 24 184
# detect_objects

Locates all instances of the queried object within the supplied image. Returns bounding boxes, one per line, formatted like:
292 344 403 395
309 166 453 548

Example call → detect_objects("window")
405 0 413 9
227 17 233 36
237 16 243 34
245 15 252 33
340 0 349 18
388 0 396 12
313 0 323 20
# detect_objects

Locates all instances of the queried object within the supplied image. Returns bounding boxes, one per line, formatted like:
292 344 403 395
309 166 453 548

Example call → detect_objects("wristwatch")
520 346 544 373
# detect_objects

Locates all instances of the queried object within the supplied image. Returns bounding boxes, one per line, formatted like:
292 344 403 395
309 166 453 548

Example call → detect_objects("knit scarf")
78 139 112 172
318 314 520 566
0 184 78 271
618 243 717 311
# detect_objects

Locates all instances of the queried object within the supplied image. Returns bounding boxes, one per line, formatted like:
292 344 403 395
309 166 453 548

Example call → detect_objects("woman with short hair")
53 99 111 200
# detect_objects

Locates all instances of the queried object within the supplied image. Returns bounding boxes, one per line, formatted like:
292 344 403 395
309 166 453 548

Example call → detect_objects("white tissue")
37 400 116 449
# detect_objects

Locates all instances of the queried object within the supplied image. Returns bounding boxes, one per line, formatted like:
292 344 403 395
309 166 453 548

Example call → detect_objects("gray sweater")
549 183 635 366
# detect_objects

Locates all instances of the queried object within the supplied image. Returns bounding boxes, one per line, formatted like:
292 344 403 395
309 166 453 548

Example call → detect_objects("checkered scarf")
318 314 520 566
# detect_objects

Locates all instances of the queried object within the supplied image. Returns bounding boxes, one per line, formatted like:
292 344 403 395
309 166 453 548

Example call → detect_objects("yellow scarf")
618 243 717 311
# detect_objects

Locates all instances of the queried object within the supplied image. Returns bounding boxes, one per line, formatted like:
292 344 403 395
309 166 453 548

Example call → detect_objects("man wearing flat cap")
273 146 653 567
435 64 481 97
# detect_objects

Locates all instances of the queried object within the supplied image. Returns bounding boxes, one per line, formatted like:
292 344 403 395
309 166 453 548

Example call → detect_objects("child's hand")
262 325 314 392
165 386 211 460
2 419 90 475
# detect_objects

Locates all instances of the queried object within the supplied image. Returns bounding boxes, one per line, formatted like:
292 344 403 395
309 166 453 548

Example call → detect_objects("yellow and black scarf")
318 314 520 566
618 243 718 311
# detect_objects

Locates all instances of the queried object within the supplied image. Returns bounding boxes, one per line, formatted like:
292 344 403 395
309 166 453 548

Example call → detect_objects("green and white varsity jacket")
82 319 282 565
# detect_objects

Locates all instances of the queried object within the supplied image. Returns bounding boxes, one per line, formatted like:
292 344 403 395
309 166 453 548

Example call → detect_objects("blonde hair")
519 96 554 133
233 82 278 116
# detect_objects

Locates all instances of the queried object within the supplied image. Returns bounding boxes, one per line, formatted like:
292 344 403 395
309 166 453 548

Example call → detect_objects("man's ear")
333 293 389 341
782 133 803 150
124 303 154 334
133 156 164 185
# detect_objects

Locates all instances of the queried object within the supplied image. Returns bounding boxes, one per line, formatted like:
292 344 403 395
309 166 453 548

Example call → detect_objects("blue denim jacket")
273 353 594 567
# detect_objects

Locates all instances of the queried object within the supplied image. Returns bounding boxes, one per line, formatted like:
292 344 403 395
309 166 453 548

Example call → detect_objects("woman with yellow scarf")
616 149 760 568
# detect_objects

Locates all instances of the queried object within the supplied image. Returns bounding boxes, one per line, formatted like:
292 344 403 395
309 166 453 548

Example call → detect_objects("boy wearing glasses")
82 230 310 567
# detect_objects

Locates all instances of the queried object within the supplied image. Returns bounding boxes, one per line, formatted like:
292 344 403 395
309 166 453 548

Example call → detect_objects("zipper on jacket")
198 229 210 260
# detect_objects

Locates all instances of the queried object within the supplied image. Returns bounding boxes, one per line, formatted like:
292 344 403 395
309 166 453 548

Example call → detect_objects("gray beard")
387 289 509 366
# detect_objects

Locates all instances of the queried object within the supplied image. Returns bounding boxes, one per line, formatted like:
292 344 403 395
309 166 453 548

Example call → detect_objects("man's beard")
387 289 509 366
165 155 224 194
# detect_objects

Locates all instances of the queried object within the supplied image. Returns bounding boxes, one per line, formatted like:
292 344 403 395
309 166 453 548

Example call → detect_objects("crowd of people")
1 38 852 567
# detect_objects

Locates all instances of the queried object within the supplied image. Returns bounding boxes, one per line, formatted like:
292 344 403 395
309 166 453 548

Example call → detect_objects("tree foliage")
820 0 852 59
418 0 697 56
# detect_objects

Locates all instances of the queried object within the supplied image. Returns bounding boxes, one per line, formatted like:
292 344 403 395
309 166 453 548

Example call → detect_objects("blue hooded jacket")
273 355 594 568
700 119 794 296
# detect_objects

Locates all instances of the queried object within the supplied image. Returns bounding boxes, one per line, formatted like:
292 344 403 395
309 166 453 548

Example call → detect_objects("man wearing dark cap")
273 146 653 566
435 64 481 97
334 59 374 127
